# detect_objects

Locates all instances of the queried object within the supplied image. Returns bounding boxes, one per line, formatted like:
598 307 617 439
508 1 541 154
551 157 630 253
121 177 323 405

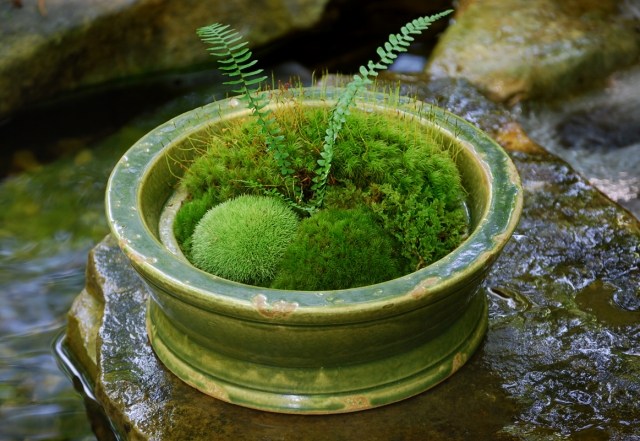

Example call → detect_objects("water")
0 76 231 440
0 208 98 439
0 152 114 440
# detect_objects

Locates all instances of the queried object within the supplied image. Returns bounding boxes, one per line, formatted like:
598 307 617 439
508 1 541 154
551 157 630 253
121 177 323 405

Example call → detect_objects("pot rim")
106 87 523 321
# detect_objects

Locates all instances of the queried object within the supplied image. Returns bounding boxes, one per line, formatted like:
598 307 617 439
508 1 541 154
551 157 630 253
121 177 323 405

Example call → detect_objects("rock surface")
426 0 640 102
64 81 640 438
518 64 640 219
0 0 329 118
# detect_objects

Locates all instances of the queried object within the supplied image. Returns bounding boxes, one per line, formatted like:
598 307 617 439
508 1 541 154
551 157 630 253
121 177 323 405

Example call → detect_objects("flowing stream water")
0 75 231 440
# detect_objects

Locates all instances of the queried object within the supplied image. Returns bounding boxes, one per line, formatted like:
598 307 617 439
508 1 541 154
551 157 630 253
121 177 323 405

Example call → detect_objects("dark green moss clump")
271 207 409 291
175 104 469 289
174 188 217 257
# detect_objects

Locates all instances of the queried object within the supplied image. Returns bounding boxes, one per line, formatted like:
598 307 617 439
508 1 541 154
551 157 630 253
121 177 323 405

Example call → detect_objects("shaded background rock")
0 0 455 121
0 0 330 119
518 64 640 217
426 0 640 102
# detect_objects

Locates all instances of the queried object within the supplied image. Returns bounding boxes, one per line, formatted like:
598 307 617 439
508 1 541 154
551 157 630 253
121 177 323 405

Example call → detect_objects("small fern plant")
197 10 452 212
197 24 292 176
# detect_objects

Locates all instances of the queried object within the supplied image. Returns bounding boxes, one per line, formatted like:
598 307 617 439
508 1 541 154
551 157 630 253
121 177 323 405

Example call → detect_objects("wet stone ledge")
64 135 640 440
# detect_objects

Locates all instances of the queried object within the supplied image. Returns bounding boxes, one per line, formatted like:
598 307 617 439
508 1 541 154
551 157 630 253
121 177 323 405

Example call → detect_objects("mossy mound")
177 104 469 289
190 195 298 285
271 207 409 291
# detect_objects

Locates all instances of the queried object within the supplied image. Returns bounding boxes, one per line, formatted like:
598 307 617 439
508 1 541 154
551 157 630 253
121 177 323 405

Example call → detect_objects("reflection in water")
54 333 120 441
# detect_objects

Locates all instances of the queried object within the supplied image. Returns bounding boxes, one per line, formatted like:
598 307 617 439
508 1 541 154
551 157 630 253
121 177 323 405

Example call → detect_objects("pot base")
146 292 488 414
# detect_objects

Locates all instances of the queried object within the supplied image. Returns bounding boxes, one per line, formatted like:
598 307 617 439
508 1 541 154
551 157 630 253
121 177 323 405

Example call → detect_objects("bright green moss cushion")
190 195 299 285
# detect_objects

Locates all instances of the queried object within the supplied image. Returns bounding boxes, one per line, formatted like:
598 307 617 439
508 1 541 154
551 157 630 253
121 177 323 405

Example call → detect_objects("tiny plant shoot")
196 10 453 212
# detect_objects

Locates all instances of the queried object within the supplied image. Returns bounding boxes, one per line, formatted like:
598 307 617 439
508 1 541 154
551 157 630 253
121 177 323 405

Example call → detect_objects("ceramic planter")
106 87 522 414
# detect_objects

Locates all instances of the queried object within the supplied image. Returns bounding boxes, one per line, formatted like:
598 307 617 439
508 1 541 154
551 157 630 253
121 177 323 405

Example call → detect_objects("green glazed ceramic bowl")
106 87 523 414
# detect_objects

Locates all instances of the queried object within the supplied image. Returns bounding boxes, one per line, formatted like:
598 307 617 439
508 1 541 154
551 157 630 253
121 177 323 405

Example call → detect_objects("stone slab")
66 137 640 439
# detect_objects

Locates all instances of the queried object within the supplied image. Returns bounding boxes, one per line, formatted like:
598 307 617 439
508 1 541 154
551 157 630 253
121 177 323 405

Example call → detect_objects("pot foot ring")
147 293 488 414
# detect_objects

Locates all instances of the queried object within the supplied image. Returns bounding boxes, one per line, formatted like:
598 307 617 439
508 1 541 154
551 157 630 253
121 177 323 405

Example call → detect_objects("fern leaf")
309 10 452 210
233 54 252 65
229 41 249 51
198 22 291 179
240 69 264 78
384 42 395 54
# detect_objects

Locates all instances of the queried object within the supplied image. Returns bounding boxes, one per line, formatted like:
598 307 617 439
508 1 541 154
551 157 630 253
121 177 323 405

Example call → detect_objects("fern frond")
309 10 452 209
197 23 293 176
198 12 452 212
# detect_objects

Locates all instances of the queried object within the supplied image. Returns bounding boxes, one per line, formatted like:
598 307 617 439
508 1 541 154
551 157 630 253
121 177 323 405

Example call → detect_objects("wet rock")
518 64 640 219
426 0 640 102
64 82 640 439
485 150 640 438
68 235 519 441
0 0 329 118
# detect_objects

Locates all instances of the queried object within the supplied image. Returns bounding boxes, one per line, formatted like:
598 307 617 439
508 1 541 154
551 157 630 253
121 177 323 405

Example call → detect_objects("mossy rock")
427 0 640 102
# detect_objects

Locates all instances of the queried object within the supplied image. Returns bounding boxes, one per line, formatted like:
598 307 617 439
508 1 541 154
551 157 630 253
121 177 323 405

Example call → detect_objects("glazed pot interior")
107 87 522 316
139 105 490 254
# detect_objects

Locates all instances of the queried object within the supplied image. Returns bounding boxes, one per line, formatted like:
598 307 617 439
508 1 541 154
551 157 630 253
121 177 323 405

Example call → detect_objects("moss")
271 207 408 291
371 183 469 269
173 188 217 258
190 195 299 285
176 104 469 287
